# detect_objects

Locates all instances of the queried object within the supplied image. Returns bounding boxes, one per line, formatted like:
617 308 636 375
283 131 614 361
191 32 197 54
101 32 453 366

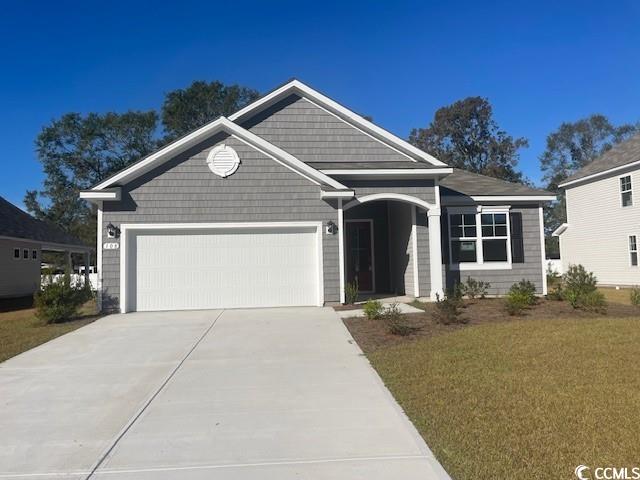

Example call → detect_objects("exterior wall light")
106 223 120 239
326 221 338 235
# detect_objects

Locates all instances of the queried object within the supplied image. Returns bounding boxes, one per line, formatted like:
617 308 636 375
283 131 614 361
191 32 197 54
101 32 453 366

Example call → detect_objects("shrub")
35 275 93 324
631 287 640 307
363 299 383 320
382 302 418 336
546 264 561 287
461 276 490 300
509 279 537 306
345 279 359 304
547 284 565 301
433 293 466 325
574 290 607 313
505 291 531 316
563 264 598 308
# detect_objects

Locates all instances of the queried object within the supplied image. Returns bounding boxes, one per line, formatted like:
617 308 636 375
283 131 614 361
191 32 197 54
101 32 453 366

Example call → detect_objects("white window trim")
119 222 325 313
619 174 633 208
13 247 20 260
448 206 512 271
629 235 638 267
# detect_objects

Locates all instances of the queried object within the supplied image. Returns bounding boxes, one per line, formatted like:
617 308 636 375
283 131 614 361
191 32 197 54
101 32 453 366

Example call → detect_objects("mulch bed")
342 298 640 354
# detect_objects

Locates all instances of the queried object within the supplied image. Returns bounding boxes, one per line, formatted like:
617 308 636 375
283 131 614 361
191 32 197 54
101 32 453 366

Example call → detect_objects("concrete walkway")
0 308 449 479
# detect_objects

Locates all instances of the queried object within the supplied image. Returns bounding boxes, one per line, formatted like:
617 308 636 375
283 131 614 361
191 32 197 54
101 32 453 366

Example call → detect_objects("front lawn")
346 306 640 479
0 299 99 363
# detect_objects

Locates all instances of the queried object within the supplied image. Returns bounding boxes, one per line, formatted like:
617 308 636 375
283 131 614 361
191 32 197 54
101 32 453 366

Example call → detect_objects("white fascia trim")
320 168 453 176
320 190 355 198
344 193 436 211
80 188 121 201
0 235 90 252
552 223 569 236
470 195 556 202
119 221 325 313
229 79 447 167
559 160 640 188
92 118 347 191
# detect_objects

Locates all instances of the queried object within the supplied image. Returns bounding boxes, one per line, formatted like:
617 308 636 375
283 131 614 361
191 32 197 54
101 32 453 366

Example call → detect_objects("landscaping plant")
433 292 466 325
384 302 418 336
504 279 537 316
35 274 94 324
461 276 490 300
363 299 383 320
345 279 359 304
562 264 606 312
630 287 640 307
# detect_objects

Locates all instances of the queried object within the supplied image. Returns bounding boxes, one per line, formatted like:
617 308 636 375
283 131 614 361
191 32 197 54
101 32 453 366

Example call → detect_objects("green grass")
0 301 97 363
598 287 636 306
369 318 640 479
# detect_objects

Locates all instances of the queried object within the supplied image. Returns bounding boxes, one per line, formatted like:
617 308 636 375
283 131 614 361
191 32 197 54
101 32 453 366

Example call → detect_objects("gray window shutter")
510 212 524 263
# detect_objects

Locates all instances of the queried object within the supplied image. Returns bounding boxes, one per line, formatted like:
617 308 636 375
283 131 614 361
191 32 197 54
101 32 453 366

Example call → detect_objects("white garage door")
123 225 322 312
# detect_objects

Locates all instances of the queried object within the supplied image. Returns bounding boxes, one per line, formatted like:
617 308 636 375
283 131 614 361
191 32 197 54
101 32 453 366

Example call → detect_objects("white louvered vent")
206 144 240 178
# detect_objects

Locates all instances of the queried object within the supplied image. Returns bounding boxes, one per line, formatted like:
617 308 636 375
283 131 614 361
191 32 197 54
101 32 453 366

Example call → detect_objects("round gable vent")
206 144 240 178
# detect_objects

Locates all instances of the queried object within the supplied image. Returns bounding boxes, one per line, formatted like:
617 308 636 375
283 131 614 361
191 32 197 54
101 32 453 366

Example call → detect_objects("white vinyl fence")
546 259 563 276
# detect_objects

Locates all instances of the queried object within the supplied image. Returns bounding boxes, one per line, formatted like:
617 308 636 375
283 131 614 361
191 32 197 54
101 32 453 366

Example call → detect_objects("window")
13 248 20 259
32 250 37 260
448 209 511 269
23 249 28 259
630 236 638 266
621 175 633 207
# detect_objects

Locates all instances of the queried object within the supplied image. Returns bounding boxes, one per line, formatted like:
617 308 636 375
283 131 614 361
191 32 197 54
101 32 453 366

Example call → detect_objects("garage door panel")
128 227 320 312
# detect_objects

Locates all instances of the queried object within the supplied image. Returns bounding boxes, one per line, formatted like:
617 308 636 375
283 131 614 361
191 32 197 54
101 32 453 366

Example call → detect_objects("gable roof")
91 117 347 191
0 197 87 247
440 169 555 199
229 79 447 167
559 133 640 188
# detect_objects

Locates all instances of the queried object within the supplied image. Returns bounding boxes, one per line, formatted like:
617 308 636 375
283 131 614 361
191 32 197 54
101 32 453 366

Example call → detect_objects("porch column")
338 199 346 304
427 207 444 300
83 251 90 288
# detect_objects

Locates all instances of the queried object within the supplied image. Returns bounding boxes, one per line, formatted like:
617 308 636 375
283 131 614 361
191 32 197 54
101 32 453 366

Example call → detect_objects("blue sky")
1 0 639 207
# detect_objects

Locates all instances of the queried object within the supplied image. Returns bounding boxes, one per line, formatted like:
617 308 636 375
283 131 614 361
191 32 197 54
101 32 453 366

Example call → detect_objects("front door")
346 220 374 292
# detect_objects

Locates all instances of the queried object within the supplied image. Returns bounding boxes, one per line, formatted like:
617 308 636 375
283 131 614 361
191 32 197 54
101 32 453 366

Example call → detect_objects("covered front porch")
337 194 444 303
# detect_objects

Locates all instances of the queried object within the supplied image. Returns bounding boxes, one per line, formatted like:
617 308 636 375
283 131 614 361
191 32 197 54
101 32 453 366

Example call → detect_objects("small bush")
345 279 359 304
546 264 561 287
563 264 598 309
630 287 640 307
509 279 537 306
35 275 93 324
433 293 466 325
363 299 383 320
580 290 607 313
461 276 490 300
383 302 418 336
547 284 564 301
505 291 531 316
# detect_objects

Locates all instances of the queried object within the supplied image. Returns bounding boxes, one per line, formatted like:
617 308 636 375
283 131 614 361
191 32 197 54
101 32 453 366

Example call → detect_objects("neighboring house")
0 196 90 298
555 133 640 286
80 80 554 313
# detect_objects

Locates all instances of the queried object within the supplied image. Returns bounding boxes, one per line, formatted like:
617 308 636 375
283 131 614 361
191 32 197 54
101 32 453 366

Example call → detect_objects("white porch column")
338 199 346 304
83 251 90 288
427 207 444 300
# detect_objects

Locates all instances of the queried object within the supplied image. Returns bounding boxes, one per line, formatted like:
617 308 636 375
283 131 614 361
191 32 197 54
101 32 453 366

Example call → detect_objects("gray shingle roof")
440 169 553 197
308 161 443 170
0 197 87 247
561 133 640 185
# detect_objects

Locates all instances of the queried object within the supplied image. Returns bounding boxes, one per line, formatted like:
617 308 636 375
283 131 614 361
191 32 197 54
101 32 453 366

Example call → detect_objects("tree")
540 114 639 253
409 97 528 183
25 111 158 248
161 81 260 141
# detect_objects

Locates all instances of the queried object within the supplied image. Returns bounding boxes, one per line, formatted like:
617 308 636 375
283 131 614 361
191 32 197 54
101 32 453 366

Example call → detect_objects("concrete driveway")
0 308 449 479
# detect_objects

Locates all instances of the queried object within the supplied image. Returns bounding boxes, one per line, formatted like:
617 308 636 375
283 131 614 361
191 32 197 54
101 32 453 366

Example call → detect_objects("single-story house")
0 196 90 298
555 133 640 285
80 80 555 313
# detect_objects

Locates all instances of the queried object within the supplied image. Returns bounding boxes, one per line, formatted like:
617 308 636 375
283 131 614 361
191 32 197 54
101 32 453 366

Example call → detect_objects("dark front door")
346 221 374 292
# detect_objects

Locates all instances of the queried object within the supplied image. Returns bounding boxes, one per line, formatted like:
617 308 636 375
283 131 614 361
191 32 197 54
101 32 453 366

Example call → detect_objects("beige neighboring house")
555 133 640 286
0 196 90 299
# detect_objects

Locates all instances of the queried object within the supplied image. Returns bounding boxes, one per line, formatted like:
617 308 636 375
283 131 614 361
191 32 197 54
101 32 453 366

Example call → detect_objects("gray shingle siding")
243 95 414 164
101 134 339 311
416 212 430 296
442 205 543 294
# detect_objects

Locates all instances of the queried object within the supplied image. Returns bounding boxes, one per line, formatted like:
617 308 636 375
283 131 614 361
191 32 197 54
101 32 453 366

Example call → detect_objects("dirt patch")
343 298 640 354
